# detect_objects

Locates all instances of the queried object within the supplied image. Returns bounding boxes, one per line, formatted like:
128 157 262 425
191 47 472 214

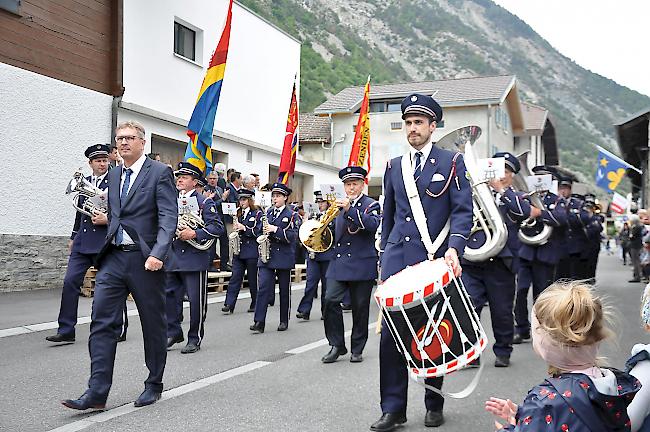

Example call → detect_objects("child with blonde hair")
625 283 650 431
485 281 641 431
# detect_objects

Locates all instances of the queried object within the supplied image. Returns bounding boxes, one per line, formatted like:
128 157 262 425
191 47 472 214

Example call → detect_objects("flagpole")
597 145 643 174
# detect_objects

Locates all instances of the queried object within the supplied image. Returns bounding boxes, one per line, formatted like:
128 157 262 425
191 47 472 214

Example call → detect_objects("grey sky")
492 0 650 98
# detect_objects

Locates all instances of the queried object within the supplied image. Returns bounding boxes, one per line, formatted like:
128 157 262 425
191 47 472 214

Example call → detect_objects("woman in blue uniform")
222 188 262 314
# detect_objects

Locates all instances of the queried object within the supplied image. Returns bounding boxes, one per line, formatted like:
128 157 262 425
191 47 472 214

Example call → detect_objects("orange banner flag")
348 76 371 182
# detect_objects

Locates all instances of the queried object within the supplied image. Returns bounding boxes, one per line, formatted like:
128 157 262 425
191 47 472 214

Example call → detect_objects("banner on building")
595 145 640 193
610 192 629 214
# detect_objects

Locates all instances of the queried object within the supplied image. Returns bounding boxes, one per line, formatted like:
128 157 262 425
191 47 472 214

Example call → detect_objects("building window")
390 122 402 131
246 149 253 163
174 22 196 61
386 102 401 112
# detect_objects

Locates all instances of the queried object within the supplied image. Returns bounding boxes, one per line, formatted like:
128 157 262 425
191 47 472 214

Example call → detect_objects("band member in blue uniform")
222 188 262 314
462 152 539 368
297 191 335 320
250 183 300 333
47 144 129 344
63 120 177 410
582 193 603 283
554 175 581 280
513 166 568 344
372 94 472 431
321 167 380 364
165 162 224 354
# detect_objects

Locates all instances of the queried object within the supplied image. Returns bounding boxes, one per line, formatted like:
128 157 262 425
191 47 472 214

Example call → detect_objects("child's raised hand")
485 397 517 428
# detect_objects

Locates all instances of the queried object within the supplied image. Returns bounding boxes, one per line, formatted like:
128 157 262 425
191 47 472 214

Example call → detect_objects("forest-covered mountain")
240 0 649 183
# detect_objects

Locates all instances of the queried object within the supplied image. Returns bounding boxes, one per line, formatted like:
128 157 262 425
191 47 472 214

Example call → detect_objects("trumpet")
65 170 108 217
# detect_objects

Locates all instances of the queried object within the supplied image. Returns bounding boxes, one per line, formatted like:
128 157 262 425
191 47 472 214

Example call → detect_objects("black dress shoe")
370 412 407 431
61 391 106 411
341 303 352 311
629 279 642 283
248 304 255 313
494 356 510 367
166 334 184 349
350 353 363 363
424 410 444 427
250 322 265 333
277 322 288 331
134 388 161 407
181 343 200 354
221 305 233 314
117 334 127 343
321 346 347 363
296 312 310 320
512 333 530 344
46 333 75 343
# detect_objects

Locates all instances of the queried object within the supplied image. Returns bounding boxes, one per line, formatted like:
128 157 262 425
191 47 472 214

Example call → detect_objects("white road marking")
0 283 306 339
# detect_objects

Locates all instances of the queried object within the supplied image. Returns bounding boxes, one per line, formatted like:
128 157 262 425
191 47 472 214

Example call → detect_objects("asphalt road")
0 251 646 432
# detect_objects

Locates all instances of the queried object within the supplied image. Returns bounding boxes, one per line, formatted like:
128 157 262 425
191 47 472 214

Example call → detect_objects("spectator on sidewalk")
625 283 650 432
621 222 631 265
485 281 640 432
641 241 650 283
630 215 644 283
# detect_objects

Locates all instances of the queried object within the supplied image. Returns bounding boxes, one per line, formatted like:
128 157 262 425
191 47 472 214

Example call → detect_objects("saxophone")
229 214 242 262
257 209 271 263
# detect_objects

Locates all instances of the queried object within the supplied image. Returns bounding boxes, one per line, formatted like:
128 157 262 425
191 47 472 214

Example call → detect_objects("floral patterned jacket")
501 369 640 432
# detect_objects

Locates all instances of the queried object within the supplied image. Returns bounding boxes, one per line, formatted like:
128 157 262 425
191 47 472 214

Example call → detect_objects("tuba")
437 126 508 262
512 151 553 245
299 198 340 253
65 170 108 217
176 211 215 251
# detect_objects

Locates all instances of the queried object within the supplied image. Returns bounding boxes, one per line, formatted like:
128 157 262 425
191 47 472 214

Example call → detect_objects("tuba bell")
65 170 108 217
437 126 508 262
512 151 553 246
299 197 340 253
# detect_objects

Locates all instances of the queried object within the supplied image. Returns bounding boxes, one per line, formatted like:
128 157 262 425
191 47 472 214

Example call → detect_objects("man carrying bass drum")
372 94 472 431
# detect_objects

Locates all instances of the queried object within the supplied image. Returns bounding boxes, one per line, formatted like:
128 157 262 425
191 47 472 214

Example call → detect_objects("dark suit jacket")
96 157 178 265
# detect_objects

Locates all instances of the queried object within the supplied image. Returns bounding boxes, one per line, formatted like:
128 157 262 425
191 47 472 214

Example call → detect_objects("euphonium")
177 211 215 251
437 126 508 261
299 200 339 253
65 170 108 217
257 210 271 263
513 151 553 245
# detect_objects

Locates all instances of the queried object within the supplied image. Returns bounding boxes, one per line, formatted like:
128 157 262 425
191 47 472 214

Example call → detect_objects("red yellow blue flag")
278 81 299 185
184 0 233 175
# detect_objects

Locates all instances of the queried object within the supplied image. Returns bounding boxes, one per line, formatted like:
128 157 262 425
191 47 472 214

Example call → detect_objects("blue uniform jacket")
235 208 263 260
166 191 224 272
501 369 640 432
518 192 568 265
258 206 300 270
380 145 473 280
326 194 380 281
71 175 109 255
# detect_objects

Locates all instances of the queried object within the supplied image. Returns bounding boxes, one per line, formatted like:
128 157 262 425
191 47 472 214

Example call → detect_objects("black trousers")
323 279 374 354
88 249 167 399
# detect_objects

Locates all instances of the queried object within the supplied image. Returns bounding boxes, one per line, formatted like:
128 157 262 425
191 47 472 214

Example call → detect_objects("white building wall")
0 63 113 236
122 0 300 152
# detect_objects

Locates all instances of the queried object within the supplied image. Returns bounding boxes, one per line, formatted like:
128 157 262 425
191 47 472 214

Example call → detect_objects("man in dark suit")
47 144 128 344
321 167 380 364
372 94 472 431
62 120 177 410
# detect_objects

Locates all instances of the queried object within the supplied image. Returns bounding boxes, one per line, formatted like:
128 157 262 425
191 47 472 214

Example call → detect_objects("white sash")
400 154 450 259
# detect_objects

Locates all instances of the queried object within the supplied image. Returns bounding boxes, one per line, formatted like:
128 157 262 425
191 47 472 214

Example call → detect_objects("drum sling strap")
399 152 484 399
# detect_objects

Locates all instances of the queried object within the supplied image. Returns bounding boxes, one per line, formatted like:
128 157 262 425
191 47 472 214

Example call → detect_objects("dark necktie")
273 209 280 220
414 151 423 181
115 168 133 245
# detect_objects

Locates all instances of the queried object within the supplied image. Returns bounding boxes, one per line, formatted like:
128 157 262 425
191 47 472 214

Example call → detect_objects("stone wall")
0 234 69 292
